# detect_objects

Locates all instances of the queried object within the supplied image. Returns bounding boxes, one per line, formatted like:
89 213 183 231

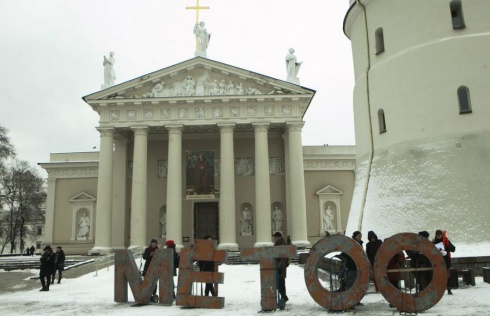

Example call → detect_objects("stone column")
129 127 148 249
42 178 57 246
90 127 114 255
287 122 310 247
218 124 239 250
112 136 128 250
253 123 273 247
282 133 292 235
166 125 183 250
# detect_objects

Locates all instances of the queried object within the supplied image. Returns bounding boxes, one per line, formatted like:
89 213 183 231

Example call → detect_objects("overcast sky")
0 0 355 177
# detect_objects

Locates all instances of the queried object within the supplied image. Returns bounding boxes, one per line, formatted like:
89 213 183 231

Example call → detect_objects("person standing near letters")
273 231 289 306
39 245 55 291
51 246 65 284
433 229 456 295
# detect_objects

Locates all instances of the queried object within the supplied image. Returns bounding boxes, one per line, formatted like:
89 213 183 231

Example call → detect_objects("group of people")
342 228 456 305
24 245 36 256
39 245 65 291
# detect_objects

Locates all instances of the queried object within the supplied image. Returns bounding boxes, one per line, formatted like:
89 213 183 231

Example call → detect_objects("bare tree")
0 160 46 254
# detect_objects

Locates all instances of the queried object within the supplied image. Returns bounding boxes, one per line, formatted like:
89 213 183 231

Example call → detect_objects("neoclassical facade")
40 57 355 254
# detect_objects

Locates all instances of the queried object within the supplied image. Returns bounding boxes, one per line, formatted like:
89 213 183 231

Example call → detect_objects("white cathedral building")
39 0 490 255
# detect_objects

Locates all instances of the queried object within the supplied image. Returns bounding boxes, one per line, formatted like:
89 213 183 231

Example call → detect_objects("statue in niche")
194 21 211 57
103 52 116 86
160 212 166 237
271 206 283 233
285 48 302 83
323 205 335 231
241 207 253 235
77 212 90 239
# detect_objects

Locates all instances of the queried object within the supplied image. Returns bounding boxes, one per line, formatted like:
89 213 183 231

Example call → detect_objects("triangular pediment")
69 192 96 202
316 185 344 196
83 57 315 102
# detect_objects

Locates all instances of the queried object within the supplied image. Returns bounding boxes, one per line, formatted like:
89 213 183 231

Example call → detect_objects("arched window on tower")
457 86 472 114
378 109 387 134
375 28 385 55
450 0 466 29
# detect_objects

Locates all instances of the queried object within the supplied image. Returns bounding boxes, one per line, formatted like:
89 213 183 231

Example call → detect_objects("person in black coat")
142 239 159 301
407 231 433 292
273 232 289 304
366 231 383 292
165 239 180 299
51 246 66 284
433 229 456 295
39 245 56 291
198 235 216 296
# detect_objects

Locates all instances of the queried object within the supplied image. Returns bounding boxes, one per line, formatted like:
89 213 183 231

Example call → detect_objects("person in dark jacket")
39 245 56 291
142 239 159 301
198 235 217 296
407 231 432 292
30 245 35 256
433 229 456 295
339 231 364 291
273 231 289 305
165 239 180 299
51 246 65 284
366 231 383 292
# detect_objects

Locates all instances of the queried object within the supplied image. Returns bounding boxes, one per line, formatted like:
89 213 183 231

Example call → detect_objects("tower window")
378 109 387 133
450 0 466 29
375 28 385 55
457 86 472 114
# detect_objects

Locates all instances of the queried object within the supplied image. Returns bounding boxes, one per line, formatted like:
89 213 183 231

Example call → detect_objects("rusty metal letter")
114 249 174 305
240 245 296 311
304 235 370 311
374 233 447 313
176 239 228 309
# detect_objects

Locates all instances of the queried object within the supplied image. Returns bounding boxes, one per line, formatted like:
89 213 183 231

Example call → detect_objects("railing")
94 246 145 277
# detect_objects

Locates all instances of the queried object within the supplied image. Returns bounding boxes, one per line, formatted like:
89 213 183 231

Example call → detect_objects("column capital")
166 124 183 134
96 127 114 137
131 126 149 136
218 123 235 133
286 121 305 132
252 122 270 132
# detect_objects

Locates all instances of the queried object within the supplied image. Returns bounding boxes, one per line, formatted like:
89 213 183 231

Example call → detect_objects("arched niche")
316 185 343 236
69 192 96 241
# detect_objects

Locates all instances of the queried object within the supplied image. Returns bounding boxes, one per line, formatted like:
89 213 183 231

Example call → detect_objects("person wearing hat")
366 231 382 292
433 230 456 295
165 240 180 299
273 231 289 306
39 245 55 291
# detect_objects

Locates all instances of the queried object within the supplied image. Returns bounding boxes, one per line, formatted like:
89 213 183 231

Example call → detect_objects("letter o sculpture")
304 235 370 311
373 233 447 313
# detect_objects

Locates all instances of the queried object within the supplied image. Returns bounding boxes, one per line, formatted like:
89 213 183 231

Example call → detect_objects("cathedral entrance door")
194 202 219 241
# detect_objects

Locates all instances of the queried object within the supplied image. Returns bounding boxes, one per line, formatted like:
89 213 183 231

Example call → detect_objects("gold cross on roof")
186 0 210 23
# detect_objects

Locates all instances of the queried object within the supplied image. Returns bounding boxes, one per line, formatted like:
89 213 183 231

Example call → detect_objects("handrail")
94 246 145 277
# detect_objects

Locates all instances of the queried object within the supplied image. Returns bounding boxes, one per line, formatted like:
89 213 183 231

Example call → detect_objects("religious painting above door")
186 150 215 199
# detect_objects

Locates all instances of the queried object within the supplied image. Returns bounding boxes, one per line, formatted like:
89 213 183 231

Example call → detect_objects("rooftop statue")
194 21 211 57
285 48 302 84
102 51 116 89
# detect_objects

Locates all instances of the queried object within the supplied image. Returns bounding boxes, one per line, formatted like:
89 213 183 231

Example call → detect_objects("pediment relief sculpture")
104 71 295 100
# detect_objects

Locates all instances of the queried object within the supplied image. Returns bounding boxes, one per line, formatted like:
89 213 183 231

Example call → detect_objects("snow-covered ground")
1 263 489 315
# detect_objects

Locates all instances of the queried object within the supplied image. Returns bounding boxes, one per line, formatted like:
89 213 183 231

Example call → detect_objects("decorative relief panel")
247 106 258 117
281 105 292 116
212 107 223 118
265 106 275 116
144 109 153 119
230 106 240 117
236 158 255 176
157 160 168 178
195 107 205 118
269 157 285 175
127 110 136 120
161 108 171 119
214 159 220 177
178 108 188 119
110 110 119 121
105 71 298 100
